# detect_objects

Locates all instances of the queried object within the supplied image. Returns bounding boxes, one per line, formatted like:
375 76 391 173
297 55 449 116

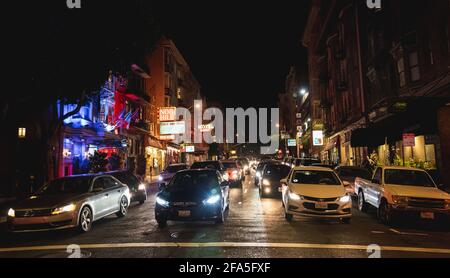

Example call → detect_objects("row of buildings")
2 37 209 196
281 0 450 185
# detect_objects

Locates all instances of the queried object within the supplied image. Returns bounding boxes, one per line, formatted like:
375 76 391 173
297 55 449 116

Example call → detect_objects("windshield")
222 162 238 169
165 165 187 173
168 171 220 192
384 169 436 187
264 165 291 180
191 162 221 170
339 168 372 180
292 170 341 186
36 177 91 195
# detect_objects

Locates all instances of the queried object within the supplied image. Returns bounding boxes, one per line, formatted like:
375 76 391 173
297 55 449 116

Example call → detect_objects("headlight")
156 197 170 207
7 208 15 218
256 171 261 178
138 183 146 191
392 195 409 205
289 191 302 201
158 175 163 181
339 195 351 203
52 204 76 215
204 195 221 205
262 179 271 186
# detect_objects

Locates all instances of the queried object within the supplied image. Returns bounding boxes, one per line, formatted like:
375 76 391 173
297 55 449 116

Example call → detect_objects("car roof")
382 166 426 171
292 166 335 172
177 169 219 174
167 163 188 167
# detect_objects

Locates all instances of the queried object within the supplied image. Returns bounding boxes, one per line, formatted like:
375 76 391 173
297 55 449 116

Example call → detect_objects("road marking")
1 242 450 254
390 228 428 237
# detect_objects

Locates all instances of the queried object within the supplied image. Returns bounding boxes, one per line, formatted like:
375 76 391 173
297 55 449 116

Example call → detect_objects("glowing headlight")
262 179 271 186
138 183 146 191
156 197 170 207
339 195 351 203
158 175 163 181
7 208 15 218
289 191 302 201
52 204 76 215
392 195 409 205
204 195 221 205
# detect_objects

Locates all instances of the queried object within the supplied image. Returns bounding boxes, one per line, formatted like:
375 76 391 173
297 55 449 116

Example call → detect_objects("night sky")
151 0 311 108
8 1 310 109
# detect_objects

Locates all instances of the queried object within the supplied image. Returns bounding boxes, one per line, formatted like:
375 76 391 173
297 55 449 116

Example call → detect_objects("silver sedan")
7 174 131 233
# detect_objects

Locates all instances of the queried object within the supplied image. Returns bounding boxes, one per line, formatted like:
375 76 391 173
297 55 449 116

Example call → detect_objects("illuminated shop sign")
160 121 185 135
287 139 297 147
313 130 324 146
159 107 177 122
185 146 195 153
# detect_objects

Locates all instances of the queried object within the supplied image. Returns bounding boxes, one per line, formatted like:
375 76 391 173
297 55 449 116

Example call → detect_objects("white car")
355 166 450 225
281 166 352 224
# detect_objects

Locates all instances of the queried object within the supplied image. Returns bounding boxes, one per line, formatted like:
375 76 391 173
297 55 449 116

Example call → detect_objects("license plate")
0 217 6 224
178 210 191 217
315 202 328 209
420 212 434 219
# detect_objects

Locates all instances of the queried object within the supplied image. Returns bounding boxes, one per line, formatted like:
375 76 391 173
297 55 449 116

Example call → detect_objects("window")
397 58 406 87
165 74 172 89
165 96 171 107
18 127 26 138
409 52 420 82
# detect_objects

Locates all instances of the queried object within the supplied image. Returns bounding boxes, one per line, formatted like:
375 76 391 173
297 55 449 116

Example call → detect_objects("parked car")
191 161 227 180
158 164 189 188
7 174 131 233
355 166 450 225
259 163 291 198
281 166 352 223
221 160 244 186
155 169 230 227
335 166 372 195
109 171 147 204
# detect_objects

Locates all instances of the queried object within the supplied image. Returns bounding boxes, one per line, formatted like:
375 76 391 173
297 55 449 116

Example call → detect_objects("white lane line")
390 228 428 237
1 242 450 254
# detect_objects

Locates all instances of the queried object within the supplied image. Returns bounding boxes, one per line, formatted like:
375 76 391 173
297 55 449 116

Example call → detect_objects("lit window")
18 128 26 139
409 52 420 82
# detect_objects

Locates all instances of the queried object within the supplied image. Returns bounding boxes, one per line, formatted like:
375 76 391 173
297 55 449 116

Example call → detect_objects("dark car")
254 160 278 187
191 161 227 180
259 164 291 198
109 171 148 204
155 169 230 227
293 158 321 167
311 164 336 170
335 166 372 195
158 164 189 187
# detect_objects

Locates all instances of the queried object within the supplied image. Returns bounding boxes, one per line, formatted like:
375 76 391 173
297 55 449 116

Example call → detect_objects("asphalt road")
1 172 450 258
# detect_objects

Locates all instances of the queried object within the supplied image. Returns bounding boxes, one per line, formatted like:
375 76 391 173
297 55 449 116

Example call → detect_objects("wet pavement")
1 173 450 258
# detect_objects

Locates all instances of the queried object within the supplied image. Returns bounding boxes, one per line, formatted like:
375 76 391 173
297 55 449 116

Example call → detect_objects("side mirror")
280 179 288 185
158 183 167 191
343 181 351 188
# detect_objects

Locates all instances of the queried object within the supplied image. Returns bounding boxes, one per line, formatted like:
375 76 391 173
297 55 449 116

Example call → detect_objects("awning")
147 136 165 150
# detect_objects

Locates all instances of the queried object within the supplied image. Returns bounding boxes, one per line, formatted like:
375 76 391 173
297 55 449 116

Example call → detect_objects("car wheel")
78 207 93 233
358 191 369 212
156 217 167 228
378 200 394 225
341 218 351 224
285 211 293 222
116 196 128 217
215 203 225 224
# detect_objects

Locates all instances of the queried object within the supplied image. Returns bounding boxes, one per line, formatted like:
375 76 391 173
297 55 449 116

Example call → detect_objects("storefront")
146 136 166 178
